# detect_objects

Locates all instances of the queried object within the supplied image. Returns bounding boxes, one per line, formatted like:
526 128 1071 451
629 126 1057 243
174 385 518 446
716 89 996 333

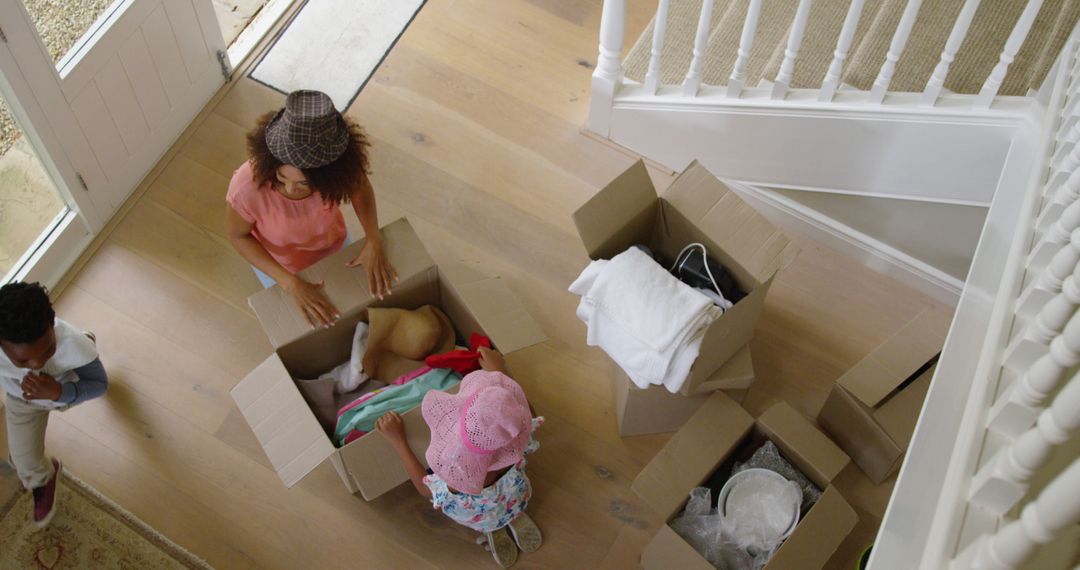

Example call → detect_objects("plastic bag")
733 441 822 512
670 488 754 570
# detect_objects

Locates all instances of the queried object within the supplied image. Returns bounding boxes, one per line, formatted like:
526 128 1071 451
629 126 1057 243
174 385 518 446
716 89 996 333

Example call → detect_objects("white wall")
771 189 988 281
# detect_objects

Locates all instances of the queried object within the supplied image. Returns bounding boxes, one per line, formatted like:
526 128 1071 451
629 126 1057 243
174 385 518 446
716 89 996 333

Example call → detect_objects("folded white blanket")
569 248 721 392
319 322 371 394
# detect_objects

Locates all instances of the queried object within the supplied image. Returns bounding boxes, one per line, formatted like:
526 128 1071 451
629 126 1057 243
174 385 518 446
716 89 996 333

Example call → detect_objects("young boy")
0 282 108 527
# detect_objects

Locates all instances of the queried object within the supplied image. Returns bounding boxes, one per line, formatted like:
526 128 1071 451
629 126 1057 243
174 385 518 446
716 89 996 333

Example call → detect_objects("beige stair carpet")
698 0 800 87
623 0 731 84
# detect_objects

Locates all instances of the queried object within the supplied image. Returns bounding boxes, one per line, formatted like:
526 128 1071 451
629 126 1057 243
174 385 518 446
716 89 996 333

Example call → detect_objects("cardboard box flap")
874 363 935 450
661 161 799 281
439 263 546 354
632 392 755 519
765 486 858 569
230 355 335 487
641 525 717 570
839 307 945 408
572 160 659 260
757 401 850 488
248 218 436 348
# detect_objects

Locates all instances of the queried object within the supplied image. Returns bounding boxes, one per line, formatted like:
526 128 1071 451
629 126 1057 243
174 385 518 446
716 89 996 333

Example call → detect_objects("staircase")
588 1 1080 569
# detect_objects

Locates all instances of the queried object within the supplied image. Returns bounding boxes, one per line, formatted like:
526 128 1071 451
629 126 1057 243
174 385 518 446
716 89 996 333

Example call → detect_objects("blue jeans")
251 230 354 289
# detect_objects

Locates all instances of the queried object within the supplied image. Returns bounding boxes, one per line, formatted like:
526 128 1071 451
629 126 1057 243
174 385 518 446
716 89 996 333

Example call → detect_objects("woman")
226 90 396 328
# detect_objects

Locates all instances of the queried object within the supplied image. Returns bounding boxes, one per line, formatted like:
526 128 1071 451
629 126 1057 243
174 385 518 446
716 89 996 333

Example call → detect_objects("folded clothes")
569 247 721 393
425 333 492 374
313 322 370 394
334 367 462 446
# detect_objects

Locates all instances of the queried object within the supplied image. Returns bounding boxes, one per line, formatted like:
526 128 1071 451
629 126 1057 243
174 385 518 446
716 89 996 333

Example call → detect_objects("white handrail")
683 0 716 96
644 0 670 94
869 0 924 103
977 0 1047 107
922 0 981 106
820 0 865 102
969 371 1080 515
727 0 762 98
771 0 815 100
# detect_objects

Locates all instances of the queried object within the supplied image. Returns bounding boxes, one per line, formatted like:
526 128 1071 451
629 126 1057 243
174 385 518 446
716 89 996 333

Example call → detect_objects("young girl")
376 347 543 568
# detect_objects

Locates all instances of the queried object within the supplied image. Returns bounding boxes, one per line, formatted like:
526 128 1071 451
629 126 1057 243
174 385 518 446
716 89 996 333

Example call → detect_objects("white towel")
569 249 720 393
319 322 370 394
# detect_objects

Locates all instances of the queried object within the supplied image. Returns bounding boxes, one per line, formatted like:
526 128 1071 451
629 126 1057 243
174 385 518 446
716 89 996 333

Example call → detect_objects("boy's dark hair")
0 282 55 344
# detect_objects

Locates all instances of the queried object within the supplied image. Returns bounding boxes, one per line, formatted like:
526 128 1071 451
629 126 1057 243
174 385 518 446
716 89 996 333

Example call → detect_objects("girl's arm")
346 175 398 299
375 411 432 499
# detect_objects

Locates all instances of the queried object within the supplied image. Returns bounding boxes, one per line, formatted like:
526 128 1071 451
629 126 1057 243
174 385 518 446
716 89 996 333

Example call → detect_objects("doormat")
250 0 426 110
0 468 213 569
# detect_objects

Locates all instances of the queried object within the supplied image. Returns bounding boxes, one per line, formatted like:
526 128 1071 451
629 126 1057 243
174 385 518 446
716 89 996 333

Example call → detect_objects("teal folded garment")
334 368 462 445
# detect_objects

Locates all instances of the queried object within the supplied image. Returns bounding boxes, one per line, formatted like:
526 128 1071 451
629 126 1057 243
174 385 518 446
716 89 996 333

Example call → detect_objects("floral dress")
422 417 544 533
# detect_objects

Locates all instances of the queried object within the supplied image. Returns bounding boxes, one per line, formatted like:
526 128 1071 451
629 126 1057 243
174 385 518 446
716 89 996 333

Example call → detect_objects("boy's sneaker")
32 458 62 528
507 512 542 553
483 527 518 568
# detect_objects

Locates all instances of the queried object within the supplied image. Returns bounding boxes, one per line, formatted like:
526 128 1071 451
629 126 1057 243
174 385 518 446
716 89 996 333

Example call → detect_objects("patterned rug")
0 470 212 570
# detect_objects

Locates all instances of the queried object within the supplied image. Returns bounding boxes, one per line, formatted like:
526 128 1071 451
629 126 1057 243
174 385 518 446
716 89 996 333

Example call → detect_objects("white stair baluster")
644 0 671 94
771 0 815 100
976 0 1047 108
1048 144 1080 189
1035 168 1080 231
820 0 865 102
956 457 1080 569
1027 196 1080 267
587 0 627 136
989 310 1080 437
970 371 1080 515
683 0 716 96
1017 229 1080 318
921 0 981 106
869 0 924 104
727 0 762 98
1003 263 1080 371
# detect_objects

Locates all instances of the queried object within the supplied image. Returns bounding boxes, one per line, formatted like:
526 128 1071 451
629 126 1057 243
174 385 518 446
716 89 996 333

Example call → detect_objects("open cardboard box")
230 218 546 500
572 160 798 395
633 392 857 570
612 346 753 437
818 307 944 484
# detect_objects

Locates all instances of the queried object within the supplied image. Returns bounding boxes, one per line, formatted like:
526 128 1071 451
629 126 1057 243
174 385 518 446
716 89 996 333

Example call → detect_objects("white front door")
0 0 226 285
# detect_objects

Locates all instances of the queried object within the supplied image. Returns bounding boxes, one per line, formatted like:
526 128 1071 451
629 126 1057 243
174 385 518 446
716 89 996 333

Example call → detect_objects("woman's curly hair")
245 111 371 205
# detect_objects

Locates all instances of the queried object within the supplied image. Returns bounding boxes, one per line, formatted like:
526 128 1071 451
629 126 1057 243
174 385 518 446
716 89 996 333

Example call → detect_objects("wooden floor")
1 1 951 568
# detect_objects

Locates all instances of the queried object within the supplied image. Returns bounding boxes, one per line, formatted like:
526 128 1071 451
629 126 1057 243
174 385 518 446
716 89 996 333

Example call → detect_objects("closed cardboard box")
612 346 753 437
633 393 857 570
818 307 945 484
230 218 546 500
571 160 798 395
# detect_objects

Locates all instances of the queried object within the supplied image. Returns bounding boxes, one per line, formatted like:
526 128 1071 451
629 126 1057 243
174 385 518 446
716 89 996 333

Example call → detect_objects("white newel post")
976 0 1046 108
587 0 626 136
957 457 1080 569
644 0 671 94
771 0 814 99
820 0 866 101
683 0 716 96
869 0 924 104
1003 262 1080 370
969 371 1080 515
726 0 762 98
989 310 1080 437
1027 194 1080 267
1017 229 1080 318
921 0 981 106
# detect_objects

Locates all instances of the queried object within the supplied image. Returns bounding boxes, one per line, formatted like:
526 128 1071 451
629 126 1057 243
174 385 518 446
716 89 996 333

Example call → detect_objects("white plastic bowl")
717 468 801 552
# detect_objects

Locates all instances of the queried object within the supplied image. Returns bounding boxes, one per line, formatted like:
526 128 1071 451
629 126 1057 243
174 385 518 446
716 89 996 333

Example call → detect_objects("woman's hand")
347 238 398 300
478 346 508 374
376 411 407 445
21 372 62 401
282 275 340 328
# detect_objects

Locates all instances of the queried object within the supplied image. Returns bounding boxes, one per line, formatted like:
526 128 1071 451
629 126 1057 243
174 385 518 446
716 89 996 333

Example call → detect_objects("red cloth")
425 333 492 374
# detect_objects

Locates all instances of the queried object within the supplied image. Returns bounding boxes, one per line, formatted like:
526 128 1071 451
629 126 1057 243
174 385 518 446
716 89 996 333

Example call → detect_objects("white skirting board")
250 0 425 110
724 180 966 306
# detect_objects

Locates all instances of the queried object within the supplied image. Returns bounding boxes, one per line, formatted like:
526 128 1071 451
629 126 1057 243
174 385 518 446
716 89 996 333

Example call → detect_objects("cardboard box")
230 218 546 500
633 393 857 570
571 160 798 395
818 307 944 484
612 346 753 437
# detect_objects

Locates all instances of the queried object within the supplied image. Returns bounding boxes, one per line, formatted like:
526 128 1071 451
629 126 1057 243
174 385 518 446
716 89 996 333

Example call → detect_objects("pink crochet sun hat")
422 370 532 494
